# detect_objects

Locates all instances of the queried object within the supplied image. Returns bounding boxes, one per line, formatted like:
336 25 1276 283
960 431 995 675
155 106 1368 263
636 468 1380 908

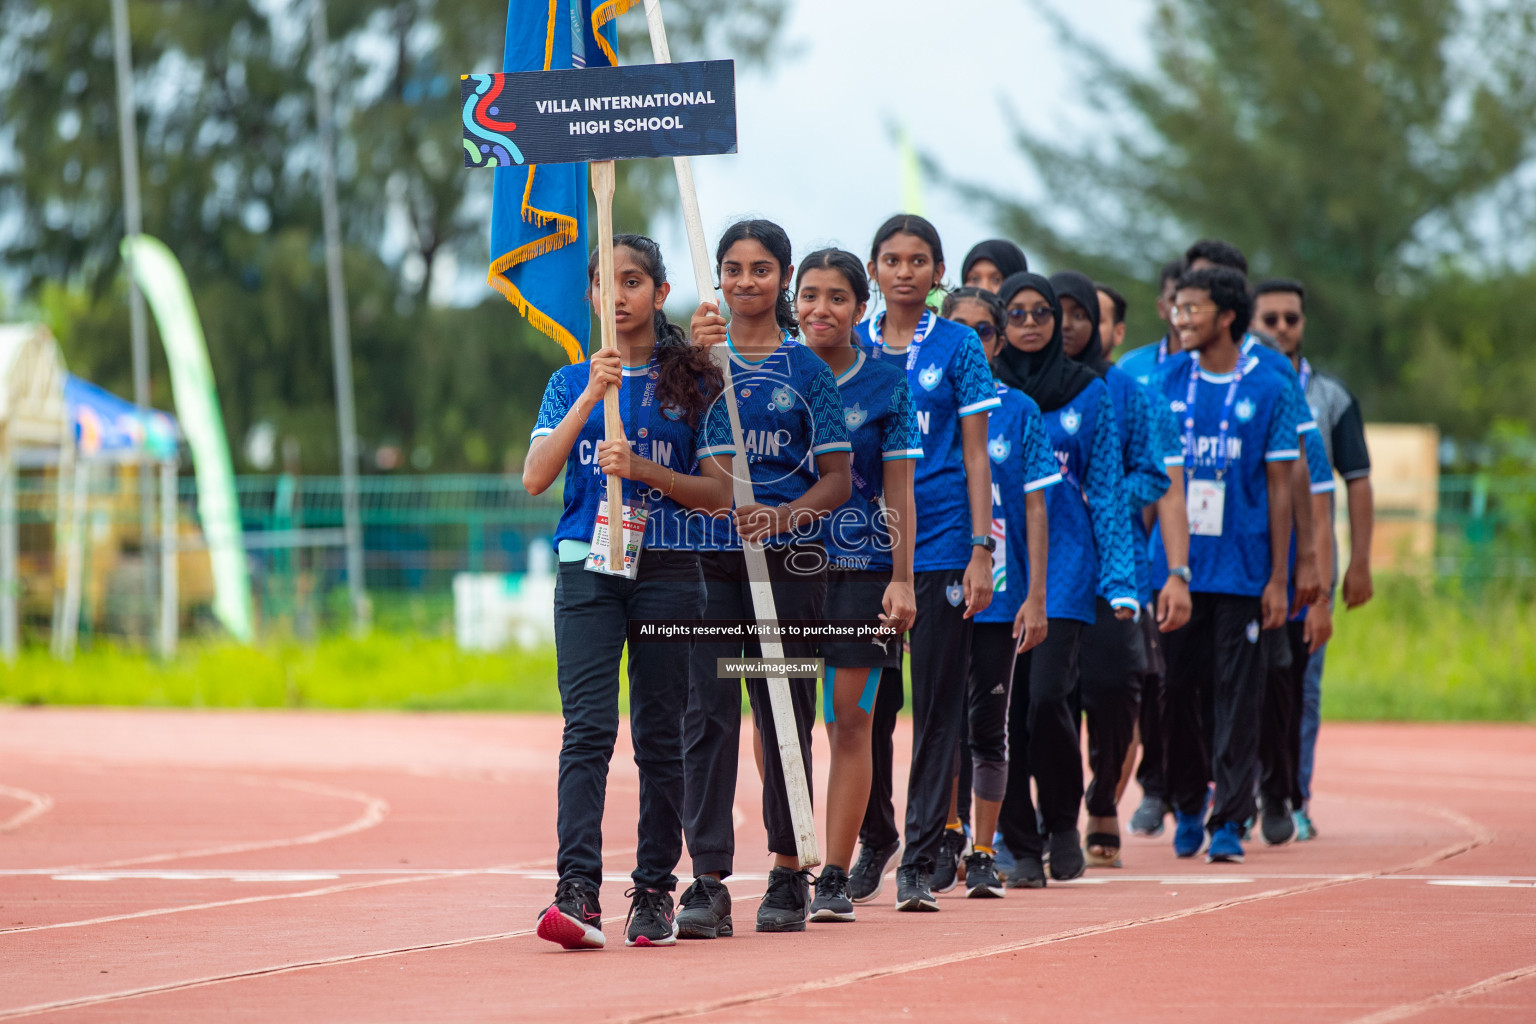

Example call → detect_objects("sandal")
1085 815 1122 868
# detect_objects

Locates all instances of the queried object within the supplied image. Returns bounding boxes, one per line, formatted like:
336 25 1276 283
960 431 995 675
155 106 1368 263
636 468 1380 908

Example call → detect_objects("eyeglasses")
1260 312 1302 328
1007 305 1054 325
1171 303 1219 322
971 322 997 342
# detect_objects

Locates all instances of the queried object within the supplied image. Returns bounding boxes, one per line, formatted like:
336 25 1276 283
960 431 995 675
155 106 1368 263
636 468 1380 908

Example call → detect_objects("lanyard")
1183 360 1243 480
620 361 659 506
869 309 936 371
1156 335 1169 362
1298 356 1312 394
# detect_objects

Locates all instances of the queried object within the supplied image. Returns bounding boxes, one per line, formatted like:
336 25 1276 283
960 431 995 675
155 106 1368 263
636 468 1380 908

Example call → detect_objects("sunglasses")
1007 305 1055 325
1171 303 1219 322
972 322 997 342
1260 312 1302 328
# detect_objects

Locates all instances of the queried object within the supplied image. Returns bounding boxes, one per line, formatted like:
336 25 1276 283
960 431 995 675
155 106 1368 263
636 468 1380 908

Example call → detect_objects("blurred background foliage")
0 0 783 472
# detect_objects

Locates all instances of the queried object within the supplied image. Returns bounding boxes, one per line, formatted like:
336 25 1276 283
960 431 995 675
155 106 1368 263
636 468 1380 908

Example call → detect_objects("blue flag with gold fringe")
486 0 636 362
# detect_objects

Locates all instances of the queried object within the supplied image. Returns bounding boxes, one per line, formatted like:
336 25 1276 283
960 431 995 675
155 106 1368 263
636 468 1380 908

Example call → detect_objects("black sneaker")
930 827 969 894
536 878 605 950
675 876 732 939
894 864 939 912
756 866 811 932
1128 795 1170 837
623 886 677 947
809 865 856 923
1048 829 1085 881
847 839 901 904
1261 797 1296 846
1005 854 1046 889
964 851 1004 898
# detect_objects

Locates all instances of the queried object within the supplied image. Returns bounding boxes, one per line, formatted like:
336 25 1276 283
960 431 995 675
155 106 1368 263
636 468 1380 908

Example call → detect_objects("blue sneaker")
1206 822 1245 863
993 833 1016 879
1294 808 1317 842
1173 809 1206 857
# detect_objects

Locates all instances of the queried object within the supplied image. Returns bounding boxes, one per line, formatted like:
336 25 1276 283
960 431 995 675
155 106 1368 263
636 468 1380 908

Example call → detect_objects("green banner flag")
121 234 254 643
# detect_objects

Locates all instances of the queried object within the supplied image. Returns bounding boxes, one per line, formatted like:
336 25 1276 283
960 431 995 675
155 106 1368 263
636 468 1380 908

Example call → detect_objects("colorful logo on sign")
462 74 525 168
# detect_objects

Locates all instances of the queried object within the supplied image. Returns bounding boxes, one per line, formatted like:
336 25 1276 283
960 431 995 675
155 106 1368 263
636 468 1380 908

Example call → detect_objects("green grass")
1323 576 1536 721
0 634 563 713
3 577 1532 721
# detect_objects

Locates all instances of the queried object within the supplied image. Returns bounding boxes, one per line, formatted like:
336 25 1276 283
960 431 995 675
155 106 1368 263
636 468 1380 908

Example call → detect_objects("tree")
954 0 1536 424
0 0 784 470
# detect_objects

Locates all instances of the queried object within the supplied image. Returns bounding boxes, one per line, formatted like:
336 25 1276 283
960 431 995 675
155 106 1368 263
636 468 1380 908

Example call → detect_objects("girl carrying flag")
526 235 734 950
679 220 853 936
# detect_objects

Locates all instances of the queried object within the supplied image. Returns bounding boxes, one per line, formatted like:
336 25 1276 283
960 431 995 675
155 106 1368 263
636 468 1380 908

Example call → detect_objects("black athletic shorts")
820 568 902 668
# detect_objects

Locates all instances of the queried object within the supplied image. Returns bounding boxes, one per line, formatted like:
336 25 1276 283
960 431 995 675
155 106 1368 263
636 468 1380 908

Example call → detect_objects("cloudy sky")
650 0 1154 308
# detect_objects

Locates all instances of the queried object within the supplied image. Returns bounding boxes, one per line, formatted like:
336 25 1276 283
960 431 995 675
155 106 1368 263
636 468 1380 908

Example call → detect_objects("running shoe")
847 839 901 904
675 875 732 939
537 878 605 950
1294 807 1317 842
894 864 939 912
624 887 677 947
1129 795 1170 837
1048 829 1086 881
809 865 856 923
993 834 1016 880
1261 797 1296 846
1173 808 1207 858
931 826 969 894
756 866 811 932
964 852 1005 898
1206 821 1245 863
1004 854 1046 889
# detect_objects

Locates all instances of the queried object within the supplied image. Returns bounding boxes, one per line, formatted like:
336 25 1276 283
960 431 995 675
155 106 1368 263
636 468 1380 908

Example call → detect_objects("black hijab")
961 240 1029 286
1050 269 1111 374
994 272 1100 413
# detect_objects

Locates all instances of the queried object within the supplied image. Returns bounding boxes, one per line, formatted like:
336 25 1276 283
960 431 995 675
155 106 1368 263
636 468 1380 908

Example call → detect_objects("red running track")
1 708 1533 1022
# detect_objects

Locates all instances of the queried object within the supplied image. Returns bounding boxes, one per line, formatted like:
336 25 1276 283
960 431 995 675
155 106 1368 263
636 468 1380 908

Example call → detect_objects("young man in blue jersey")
1253 278 1376 841
1116 259 1185 389
1154 266 1300 864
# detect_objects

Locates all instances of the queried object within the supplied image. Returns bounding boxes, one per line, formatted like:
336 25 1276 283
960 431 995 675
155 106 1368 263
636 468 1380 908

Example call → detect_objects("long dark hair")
795 248 871 305
941 286 1005 336
714 219 798 337
869 213 948 299
588 234 722 426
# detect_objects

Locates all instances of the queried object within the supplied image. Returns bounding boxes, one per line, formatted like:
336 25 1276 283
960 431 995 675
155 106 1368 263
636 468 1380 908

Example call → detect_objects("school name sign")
462 59 737 168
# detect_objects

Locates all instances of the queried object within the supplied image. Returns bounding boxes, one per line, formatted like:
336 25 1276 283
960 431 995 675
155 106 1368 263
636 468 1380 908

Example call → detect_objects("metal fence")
9 469 1536 650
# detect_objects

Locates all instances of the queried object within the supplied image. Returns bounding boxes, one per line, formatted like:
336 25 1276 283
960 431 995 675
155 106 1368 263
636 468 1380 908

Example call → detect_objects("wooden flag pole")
591 159 626 571
640 0 820 868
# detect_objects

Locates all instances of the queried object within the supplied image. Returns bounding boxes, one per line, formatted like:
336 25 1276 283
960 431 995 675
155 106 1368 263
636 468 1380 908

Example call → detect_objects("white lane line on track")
609 796 1497 1024
1341 962 1536 1023
0 884 770 1022
0 850 637 937
30 772 389 874
0 786 52 834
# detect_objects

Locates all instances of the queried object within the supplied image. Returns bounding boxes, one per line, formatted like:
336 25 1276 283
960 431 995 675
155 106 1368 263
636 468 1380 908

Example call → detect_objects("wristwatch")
971 534 997 554
1167 566 1192 585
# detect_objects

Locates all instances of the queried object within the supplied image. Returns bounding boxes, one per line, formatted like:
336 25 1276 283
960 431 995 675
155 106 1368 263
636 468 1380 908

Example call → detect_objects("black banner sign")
462 59 737 168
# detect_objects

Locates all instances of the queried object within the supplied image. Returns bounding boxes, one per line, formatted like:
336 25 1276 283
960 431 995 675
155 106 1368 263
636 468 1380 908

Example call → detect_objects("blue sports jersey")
1150 357 1302 597
1040 378 1138 623
820 345 923 572
976 382 1061 625
858 310 1001 573
1116 335 1171 387
692 335 852 550
532 358 735 550
1104 365 1171 605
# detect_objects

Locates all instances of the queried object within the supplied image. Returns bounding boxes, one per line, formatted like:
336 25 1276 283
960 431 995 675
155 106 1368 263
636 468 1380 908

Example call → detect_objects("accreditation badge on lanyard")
1183 361 1242 538
585 364 659 579
870 309 937 371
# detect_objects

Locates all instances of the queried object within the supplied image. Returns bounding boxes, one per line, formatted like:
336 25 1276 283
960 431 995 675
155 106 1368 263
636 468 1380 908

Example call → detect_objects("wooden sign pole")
591 159 626 572
640 0 820 868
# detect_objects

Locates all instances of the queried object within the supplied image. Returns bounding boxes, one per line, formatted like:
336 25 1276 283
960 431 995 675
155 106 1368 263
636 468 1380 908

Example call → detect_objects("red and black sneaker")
536 879 605 950
624 887 678 947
